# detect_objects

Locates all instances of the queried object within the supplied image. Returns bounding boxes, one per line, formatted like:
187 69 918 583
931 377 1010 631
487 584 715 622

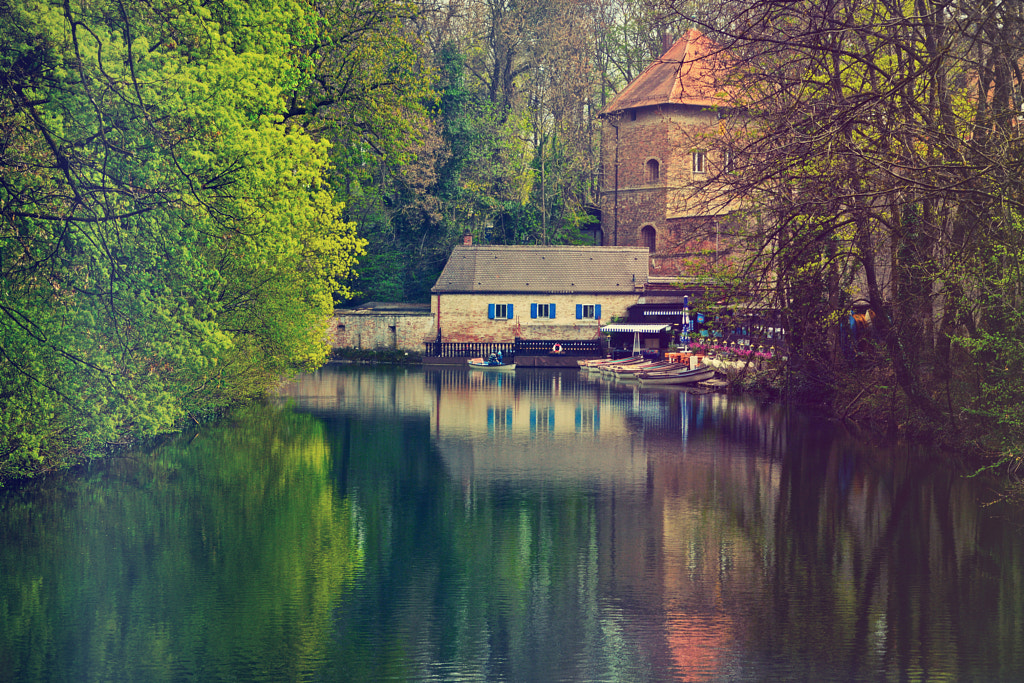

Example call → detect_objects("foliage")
328 347 421 363
668 0 1024 444
0 0 367 479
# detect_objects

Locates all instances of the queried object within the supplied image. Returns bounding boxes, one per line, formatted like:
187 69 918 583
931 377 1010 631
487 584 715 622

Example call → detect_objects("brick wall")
599 105 736 277
432 292 641 343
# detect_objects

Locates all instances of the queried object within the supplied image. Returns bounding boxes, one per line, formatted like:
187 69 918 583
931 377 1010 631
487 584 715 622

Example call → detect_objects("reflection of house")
596 29 740 279
430 237 650 344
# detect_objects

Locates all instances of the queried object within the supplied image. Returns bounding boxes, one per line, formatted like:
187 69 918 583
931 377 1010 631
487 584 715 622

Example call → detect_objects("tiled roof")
431 245 650 294
600 29 729 115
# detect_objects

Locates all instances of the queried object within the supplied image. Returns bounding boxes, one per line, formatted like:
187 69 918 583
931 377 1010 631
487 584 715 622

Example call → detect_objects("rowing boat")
467 358 516 371
636 365 716 386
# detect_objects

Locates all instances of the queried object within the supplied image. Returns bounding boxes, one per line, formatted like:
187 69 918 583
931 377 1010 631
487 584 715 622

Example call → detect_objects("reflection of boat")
467 357 516 371
636 365 716 386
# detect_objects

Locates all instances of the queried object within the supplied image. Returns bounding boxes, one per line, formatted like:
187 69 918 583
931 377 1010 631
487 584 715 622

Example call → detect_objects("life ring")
552 343 563 354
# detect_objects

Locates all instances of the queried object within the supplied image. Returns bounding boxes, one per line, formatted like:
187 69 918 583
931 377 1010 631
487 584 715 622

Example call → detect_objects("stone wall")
599 105 738 276
329 304 434 352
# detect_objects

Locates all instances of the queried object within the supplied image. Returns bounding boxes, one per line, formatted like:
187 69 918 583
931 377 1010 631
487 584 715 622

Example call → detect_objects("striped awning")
600 324 670 333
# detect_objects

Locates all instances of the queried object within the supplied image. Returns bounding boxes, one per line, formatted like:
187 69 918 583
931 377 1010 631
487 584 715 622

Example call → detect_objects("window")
488 303 514 319
692 150 706 174
629 110 637 121
724 150 735 173
576 304 601 320
645 159 660 183
531 303 556 319
641 225 656 253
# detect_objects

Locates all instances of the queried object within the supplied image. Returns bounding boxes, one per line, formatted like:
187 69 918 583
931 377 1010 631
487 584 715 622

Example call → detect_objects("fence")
423 338 601 359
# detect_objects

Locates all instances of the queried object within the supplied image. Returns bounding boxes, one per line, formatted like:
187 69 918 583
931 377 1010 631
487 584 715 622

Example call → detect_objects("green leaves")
0 0 366 479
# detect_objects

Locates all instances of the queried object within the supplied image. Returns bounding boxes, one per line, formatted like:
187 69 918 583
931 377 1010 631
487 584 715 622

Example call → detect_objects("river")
1 364 1022 682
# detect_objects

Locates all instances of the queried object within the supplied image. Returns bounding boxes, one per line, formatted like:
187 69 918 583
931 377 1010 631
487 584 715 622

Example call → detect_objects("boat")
580 356 644 373
607 360 675 379
636 365 716 386
467 357 516 371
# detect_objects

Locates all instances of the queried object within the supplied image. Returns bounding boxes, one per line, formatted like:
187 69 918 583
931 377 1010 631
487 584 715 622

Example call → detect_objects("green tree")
0 0 365 479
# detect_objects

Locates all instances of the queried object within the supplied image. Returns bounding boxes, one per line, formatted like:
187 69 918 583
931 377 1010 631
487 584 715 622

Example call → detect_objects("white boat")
636 365 716 386
580 356 643 373
607 360 674 376
467 357 516 371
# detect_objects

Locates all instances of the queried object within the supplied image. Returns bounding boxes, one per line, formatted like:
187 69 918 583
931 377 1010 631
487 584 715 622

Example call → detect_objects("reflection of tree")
320 404 665 680
308 367 1024 680
736 438 1020 680
7 370 1024 680
0 405 363 681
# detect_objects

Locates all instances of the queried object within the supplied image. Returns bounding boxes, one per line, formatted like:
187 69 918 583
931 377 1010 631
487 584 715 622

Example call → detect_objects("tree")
657 0 1024 445
0 0 365 478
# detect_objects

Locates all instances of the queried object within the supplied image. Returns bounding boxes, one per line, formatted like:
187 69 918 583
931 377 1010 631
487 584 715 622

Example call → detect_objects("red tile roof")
600 29 730 115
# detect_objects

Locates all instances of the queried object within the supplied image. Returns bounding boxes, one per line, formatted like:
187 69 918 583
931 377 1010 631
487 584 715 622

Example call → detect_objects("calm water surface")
2 364 1023 682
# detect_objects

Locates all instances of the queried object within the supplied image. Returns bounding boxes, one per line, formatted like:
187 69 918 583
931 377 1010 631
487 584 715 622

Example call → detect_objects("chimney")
661 32 674 54
462 231 473 246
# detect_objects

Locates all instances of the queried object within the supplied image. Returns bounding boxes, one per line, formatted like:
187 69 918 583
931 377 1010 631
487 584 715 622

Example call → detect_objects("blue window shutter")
507 304 514 319
576 304 583 319
595 304 602 319
549 303 556 319
531 303 538 319
488 303 495 319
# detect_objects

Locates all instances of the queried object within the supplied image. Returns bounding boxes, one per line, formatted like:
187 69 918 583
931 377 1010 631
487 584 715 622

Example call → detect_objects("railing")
425 342 516 359
423 338 602 358
512 339 601 356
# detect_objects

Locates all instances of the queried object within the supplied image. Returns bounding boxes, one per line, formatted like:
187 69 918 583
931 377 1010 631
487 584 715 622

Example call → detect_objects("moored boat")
581 356 644 373
468 356 516 371
636 365 716 386
597 357 653 374
607 359 675 378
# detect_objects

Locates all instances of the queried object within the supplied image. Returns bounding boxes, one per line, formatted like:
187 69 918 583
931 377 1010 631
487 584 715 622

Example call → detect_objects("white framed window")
531 303 555 319
488 303 514 319
692 150 706 174
576 304 600 319
724 150 735 173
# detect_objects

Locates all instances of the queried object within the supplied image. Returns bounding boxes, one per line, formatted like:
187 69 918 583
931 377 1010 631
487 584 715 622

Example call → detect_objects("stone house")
430 243 651 344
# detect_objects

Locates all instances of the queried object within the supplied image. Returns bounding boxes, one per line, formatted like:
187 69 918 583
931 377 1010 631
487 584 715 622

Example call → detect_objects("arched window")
595 228 604 246
642 225 656 253
645 159 660 183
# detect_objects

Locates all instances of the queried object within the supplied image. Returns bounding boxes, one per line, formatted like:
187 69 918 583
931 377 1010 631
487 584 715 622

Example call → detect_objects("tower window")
642 225 656 253
692 151 706 174
645 159 660 183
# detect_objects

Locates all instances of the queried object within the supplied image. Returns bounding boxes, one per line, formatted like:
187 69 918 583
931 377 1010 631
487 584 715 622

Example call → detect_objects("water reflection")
1 365 1022 682
279 365 1024 682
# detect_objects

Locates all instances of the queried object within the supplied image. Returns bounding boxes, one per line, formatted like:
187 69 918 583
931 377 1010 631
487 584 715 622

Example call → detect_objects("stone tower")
598 29 738 278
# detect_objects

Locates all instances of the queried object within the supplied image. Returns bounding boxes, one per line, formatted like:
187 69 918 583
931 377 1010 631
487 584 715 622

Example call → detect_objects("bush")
328 348 422 364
